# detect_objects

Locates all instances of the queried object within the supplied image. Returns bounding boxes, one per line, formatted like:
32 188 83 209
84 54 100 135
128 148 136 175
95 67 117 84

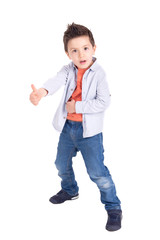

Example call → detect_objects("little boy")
30 23 122 231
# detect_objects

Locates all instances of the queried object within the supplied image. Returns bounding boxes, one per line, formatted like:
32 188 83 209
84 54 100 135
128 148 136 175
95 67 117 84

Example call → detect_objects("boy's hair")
63 23 95 52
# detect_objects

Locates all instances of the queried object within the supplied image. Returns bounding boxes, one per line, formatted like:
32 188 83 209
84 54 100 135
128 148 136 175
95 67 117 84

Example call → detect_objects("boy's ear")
65 51 71 59
93 45 96 54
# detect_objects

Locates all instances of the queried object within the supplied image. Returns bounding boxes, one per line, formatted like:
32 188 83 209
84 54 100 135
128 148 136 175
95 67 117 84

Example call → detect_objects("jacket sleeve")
42 65 69 96
75 73 111 114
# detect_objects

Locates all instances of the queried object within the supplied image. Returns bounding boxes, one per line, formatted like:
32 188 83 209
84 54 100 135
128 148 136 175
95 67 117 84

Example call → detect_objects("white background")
0 0 160 239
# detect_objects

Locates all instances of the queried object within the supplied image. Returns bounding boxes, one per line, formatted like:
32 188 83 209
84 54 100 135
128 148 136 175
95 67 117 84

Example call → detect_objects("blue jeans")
55 120 121 211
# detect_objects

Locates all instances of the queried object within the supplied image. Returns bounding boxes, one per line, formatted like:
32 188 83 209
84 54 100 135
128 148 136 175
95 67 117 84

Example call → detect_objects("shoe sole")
49 195 79 204
71 195 79 200
106 226 121 231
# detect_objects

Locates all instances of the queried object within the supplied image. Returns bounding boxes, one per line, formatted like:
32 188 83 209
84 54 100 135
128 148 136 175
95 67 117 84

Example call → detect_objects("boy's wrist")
38 88 48 97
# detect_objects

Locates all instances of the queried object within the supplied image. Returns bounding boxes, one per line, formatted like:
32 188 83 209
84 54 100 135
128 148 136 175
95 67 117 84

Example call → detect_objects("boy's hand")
30 84 47 106
66 99 76 113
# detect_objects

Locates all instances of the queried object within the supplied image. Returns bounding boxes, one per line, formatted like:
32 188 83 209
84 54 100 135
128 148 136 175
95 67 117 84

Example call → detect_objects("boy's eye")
72 49 77 53
84 47 89 50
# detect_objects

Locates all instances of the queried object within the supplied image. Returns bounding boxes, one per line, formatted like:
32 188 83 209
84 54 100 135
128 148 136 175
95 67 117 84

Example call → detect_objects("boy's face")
66 36 96 69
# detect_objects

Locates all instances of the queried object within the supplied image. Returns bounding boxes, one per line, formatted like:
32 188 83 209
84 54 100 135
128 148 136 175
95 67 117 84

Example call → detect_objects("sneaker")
49 189 79 204
106 209 122 231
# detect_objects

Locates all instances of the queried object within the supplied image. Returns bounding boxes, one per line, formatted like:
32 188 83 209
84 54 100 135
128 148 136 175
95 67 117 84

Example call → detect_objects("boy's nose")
79 51 84 58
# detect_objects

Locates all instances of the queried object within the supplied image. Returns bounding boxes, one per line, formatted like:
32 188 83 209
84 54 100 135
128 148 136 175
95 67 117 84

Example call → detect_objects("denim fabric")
55 120 121 211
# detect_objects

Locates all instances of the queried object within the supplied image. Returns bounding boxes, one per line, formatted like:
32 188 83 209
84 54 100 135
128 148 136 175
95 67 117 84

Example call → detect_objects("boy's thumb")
31 84 37 92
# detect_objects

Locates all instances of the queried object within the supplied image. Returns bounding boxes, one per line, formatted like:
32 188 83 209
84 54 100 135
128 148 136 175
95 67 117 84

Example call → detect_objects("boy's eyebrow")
70 44 90 51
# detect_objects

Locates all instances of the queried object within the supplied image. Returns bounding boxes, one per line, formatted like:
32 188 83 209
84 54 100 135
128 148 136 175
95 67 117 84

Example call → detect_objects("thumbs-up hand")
30 84 47 106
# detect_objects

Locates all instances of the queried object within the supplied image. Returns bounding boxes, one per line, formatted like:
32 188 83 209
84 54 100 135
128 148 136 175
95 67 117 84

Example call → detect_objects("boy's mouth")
80 60 86 64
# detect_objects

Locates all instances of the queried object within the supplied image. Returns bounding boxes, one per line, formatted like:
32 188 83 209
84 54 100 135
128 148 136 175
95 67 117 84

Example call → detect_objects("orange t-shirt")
67 67 88 122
